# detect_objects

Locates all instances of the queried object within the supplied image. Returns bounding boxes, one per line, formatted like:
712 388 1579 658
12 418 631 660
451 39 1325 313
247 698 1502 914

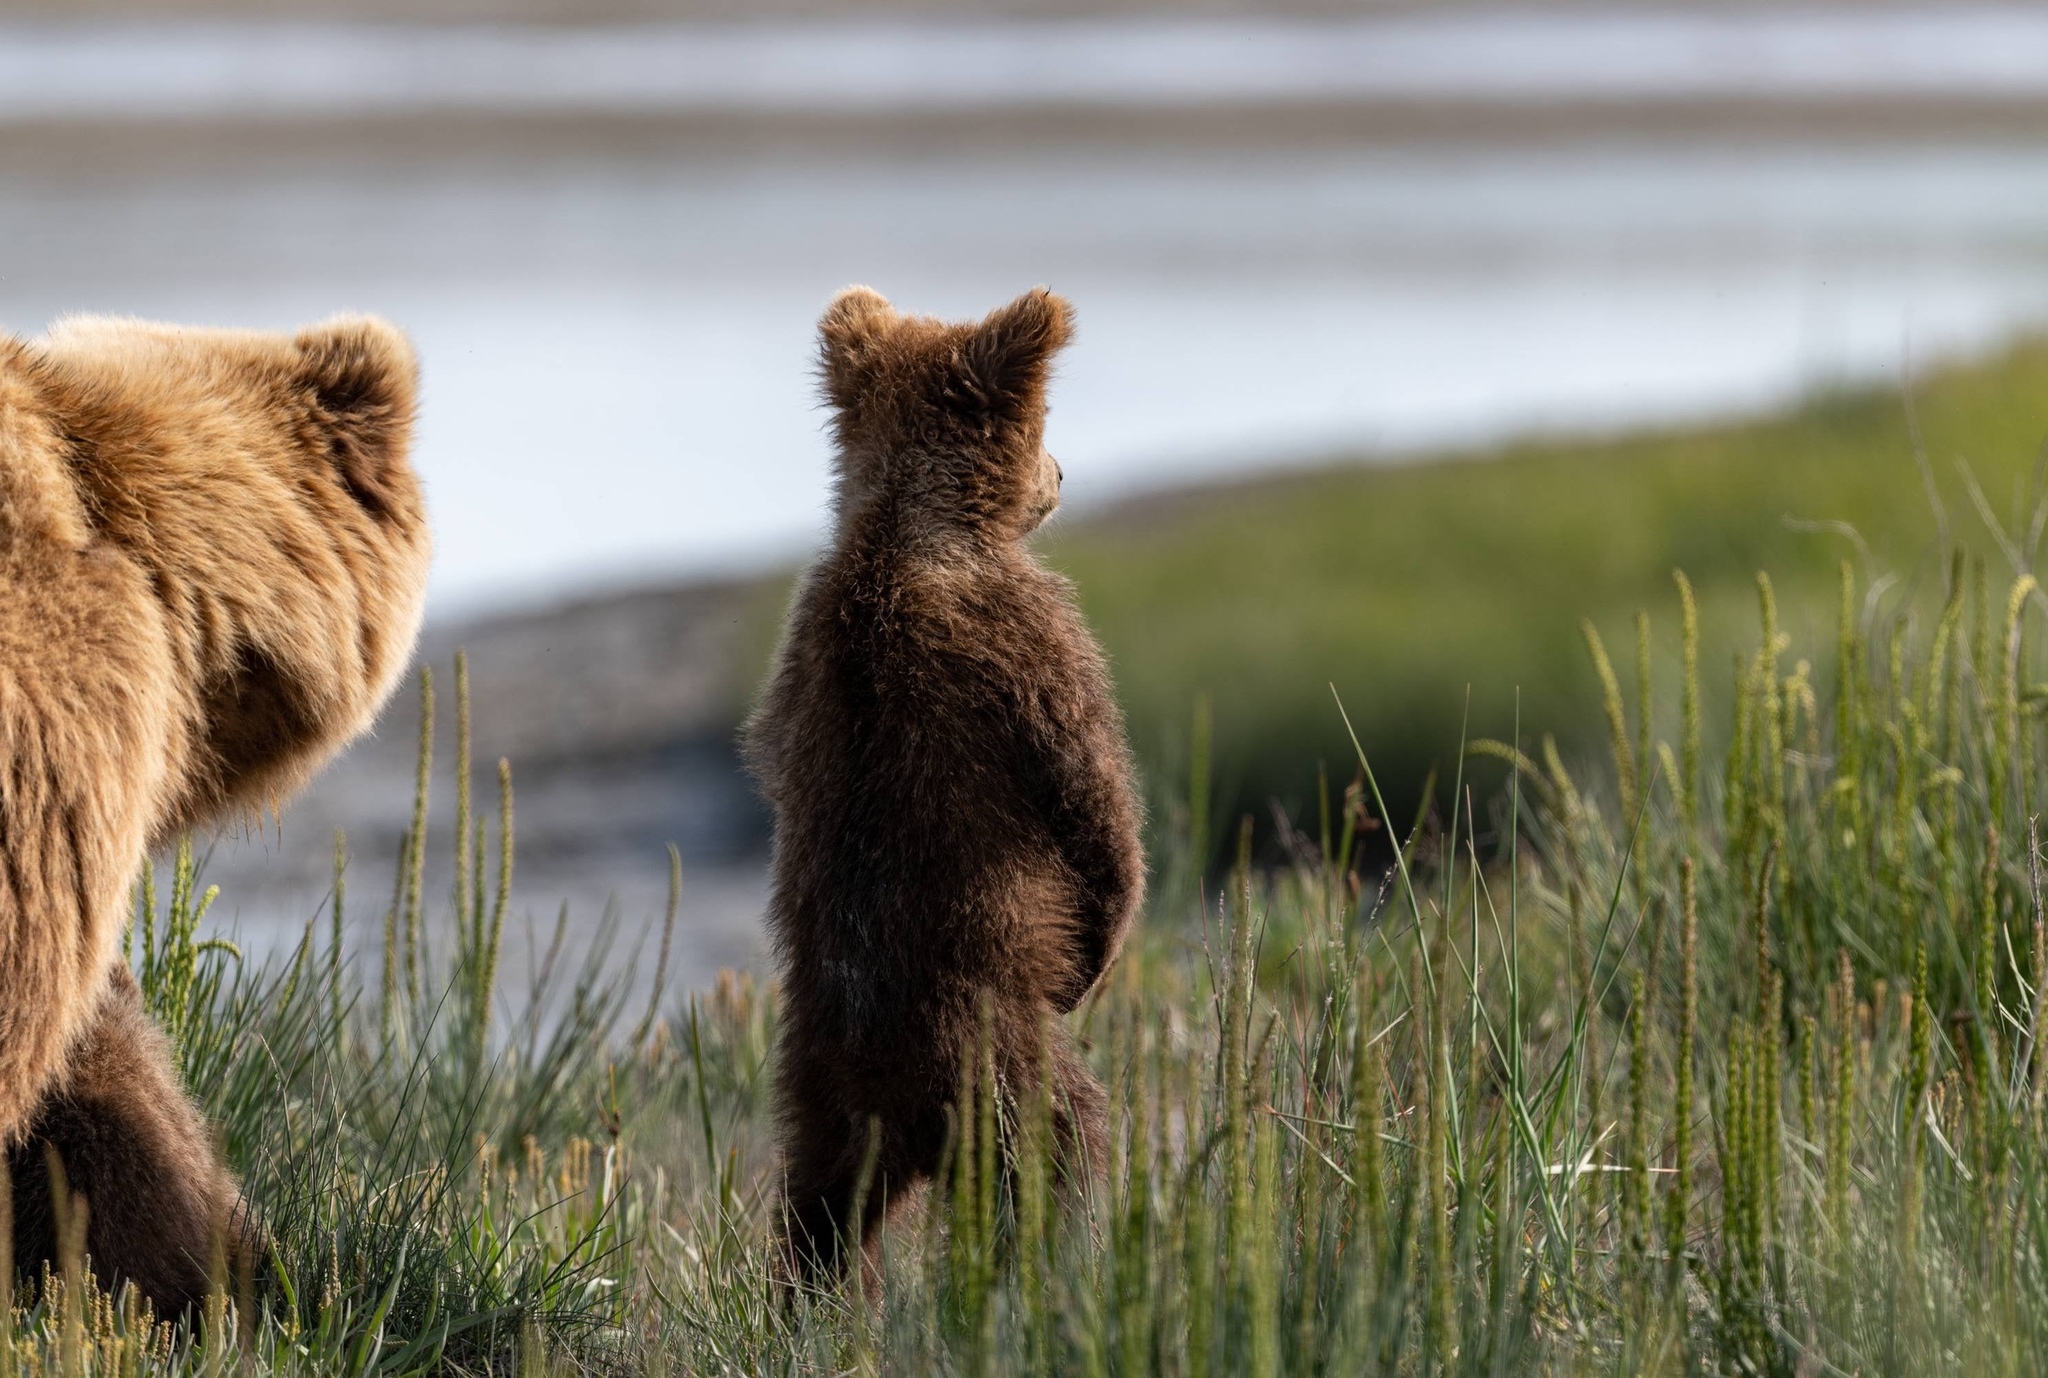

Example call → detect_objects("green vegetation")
15 534 2048 1372
1043 338 2048 834
18 346 2048 1372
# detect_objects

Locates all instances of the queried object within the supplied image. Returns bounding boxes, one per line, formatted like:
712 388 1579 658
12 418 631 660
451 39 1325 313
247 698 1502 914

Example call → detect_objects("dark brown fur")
741 287 1145 1284
8 969 257 1313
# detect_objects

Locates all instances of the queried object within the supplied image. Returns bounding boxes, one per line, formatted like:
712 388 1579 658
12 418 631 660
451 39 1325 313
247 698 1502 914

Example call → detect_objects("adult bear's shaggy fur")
7 968 251 1313
743 286 1145 1285
0 314 431 1315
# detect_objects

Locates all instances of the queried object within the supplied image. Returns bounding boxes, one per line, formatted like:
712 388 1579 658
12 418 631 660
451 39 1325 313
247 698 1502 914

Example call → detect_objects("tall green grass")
14 536 2048 1372
1044 336 2048 837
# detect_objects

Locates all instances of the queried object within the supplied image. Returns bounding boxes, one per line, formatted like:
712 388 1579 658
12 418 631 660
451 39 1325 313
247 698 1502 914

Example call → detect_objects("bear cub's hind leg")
773 1025 1111 1291
1034 1031 1109 1194
9 967 252 1319
776 1088 941 1293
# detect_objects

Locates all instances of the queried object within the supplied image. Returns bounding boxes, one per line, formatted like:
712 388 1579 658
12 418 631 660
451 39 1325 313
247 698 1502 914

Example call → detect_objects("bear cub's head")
818 286 1071 545
35 314 431 831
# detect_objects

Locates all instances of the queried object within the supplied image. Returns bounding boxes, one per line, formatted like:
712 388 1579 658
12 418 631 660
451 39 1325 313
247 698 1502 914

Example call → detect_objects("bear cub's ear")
294 315 417 517
818 286 896 410
962 287 1072 420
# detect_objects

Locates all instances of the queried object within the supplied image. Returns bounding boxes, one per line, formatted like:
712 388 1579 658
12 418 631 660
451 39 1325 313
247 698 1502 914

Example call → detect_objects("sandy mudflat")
9 7 2048 170
9 93 2048 183
196 576 777 1006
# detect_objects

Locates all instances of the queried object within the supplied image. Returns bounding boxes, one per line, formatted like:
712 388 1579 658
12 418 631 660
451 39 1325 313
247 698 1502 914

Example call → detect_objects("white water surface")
7 138 2048 615
7 12 2048 119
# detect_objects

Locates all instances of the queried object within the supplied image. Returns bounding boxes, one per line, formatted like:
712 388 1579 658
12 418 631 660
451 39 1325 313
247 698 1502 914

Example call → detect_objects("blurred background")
9 0 2048 992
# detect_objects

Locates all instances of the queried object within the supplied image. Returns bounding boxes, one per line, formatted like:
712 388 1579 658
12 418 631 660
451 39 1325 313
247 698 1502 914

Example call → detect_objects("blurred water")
10 78 2048 993
6 138 2048 615
8 12 2048 118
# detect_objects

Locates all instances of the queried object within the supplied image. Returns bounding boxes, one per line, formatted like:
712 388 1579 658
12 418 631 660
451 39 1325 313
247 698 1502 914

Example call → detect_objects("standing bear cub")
743 286 1145 1283
0 315 431 1315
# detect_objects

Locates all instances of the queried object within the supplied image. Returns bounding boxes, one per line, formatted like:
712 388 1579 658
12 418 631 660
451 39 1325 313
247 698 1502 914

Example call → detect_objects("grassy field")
1043 338 2048 848
11 342 2048 1373
16 514 2048 1371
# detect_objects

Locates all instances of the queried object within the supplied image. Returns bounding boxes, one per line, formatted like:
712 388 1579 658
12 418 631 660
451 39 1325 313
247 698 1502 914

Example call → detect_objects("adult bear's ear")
961 287 1071 420
295 315 417 517
818 286 895 411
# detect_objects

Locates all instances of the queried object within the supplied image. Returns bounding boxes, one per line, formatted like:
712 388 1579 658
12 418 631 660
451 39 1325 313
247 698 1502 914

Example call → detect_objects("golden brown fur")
0 314 430 1314
742 287 1145 1284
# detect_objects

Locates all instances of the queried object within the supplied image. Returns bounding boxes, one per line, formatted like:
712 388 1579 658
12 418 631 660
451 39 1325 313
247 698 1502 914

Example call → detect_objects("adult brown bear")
0 314 431 1315
743 286 1145 1285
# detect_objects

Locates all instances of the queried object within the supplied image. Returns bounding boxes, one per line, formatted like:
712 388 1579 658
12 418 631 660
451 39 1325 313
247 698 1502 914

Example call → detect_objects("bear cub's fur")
0 315 431 1316
743 286 1145 1283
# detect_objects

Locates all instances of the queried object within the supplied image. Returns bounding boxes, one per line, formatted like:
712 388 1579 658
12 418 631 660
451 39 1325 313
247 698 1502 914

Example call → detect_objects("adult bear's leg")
9 966 251 1319
0 529 177 1152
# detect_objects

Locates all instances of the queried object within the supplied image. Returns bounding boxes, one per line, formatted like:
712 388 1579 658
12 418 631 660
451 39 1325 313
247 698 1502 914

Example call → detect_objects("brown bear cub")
742 286 1145 1284
0 315 431 1316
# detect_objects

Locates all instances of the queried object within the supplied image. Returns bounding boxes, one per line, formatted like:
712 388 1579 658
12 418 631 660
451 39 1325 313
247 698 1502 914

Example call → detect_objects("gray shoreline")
7 12 2048 136
13 94 2048 180
197 575 778 1003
